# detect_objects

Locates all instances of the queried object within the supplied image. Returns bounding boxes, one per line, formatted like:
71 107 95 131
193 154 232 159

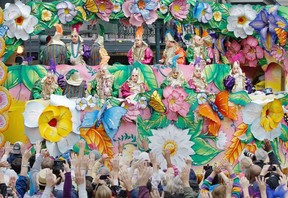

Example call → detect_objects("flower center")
15 16 24 26
238 16 247 25
138 0 145 10
48 118 57 127
173 5 180 12
43 12 49 18
170 99 175 105
163 140 177 156
277 48 282 55
64 8 70 15
249 48 255 54
201 9 206 16
99 3 106 12
266 109 269 117
114 5 119 11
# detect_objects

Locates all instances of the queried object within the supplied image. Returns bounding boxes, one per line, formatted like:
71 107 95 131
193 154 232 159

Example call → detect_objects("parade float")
0 0 288 171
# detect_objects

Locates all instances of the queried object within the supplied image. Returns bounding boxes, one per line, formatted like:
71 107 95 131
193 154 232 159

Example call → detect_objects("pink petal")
248 59 257 67
231 40 241 53
145 10 158 24
170 103 182 112
163 86 173 98
166 110 178 121
245 52 256 61
122 2 132 17
171 91 181 100
246 36 258 47
256 46 264 59
130 14 144 26
177 102 190 117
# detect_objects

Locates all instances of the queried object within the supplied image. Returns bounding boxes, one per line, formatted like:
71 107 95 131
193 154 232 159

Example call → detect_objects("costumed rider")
224 54 253 93
40 24 68 65
88 24 110 66
188 64 208 92
121 68 148 104
57 69 87 98
67 23 90 65
159 31 186 66
30 60 62 100
160 55 187 89
90 64 116 100
127 26 153 65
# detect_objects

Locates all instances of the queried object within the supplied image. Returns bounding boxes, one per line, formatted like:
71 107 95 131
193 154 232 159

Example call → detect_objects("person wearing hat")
188 64 208 92
88 24 110 66
159 32 186 66
127 26 153 65
90 64 115 99
160 56 187 89
30 63 62 100
57 69 87 98
66 24 87 65
40 24 68 65
121 68 148 102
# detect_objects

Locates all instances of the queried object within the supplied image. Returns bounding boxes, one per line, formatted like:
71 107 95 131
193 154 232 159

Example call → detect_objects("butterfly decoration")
199 91 238 136
275 28 287 46
80 99 127 140
149 90 166 113
0 25 8 38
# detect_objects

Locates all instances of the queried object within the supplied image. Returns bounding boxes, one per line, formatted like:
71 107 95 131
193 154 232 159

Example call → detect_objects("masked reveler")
88 24 110 66
67 24 87 65
127 26 153 65
159 31 186 66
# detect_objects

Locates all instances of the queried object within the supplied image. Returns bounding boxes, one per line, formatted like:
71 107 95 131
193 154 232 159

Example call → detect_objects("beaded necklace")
71 42 80 58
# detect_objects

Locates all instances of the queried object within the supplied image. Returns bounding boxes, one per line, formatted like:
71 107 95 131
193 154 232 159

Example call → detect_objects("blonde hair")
95 185 112 198
212 184 226 198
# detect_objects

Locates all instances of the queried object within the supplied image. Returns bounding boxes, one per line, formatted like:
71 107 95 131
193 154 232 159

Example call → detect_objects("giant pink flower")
162 86 190 121
241 36 264 67
95 0 113 22
122 101 140 122
225 40 245 65
122 0 159 27
169 0 190 21
271 45 286 62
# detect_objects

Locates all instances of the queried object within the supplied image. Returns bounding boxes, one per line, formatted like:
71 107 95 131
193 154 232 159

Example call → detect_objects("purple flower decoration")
56 1 77 24
249 6 288 51
194 2 212 23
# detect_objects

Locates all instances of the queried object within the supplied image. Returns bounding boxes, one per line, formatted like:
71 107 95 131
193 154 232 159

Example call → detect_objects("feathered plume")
72 23 82 33
55 24 63 35
232 53 242 63
99 24 105 36
49 59 56 74
172 55 180 69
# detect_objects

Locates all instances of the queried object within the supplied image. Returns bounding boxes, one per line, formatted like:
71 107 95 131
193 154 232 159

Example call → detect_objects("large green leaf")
271 139 281 164
137 116 153 137
3 66 22 90
133 62 158 90
278 6 288 20
3 40 22 63
229 91 251 106
108 64 130 90
189 119 203 138
164 13 173 24
241 125 253 144
42 2 58 12
147 112 170 129
185 88 198 110
214 64 230 90
203 64 218 83
191 138 220 165
22 65 47 91
174 112 195 130
280 124 288 142
279 94 288 106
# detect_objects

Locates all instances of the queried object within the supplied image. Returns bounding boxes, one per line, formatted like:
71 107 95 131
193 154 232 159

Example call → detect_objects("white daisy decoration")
75 98 87 111
86 95 97 108
113 2 121 13
148 124 195 170
197 93 207 105
159 4 168 15
216 131 227 149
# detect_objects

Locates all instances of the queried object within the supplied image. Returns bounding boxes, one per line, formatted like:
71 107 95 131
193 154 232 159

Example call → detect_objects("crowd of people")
0 138 287 198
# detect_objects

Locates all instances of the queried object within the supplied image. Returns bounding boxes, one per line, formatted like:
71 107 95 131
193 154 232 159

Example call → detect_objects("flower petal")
242 102 262 124
57 132 80 153
24 126 43 144
46 141 62 157
23 101 46 128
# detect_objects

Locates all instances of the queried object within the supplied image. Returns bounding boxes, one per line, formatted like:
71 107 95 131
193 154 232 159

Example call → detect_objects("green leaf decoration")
189 119 203 138
280 124 288 142
191 138 220 165
137 116 153 138
258 57 268 66
174 112 195 130
279 94 288 106
255 139 263 148
42 2 57 12
229 91 251 106
187 0 197 6
185 88 198 111
3 39 22 63
3 66 22 90
110 12 125 20
133 62 158 90
22 65 48 91
278 6 288 19
203 64 218 83
4 36 16 45
47 16 59 29
271 139 281 163
147 112 170 129
108 64 131 91
164 13 173 24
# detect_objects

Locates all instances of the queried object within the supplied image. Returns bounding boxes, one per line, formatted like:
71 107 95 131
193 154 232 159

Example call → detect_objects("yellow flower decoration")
41 9 52 21
260 99 284 131
0 7 3 25
38 105 72 142
213 11 222 22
